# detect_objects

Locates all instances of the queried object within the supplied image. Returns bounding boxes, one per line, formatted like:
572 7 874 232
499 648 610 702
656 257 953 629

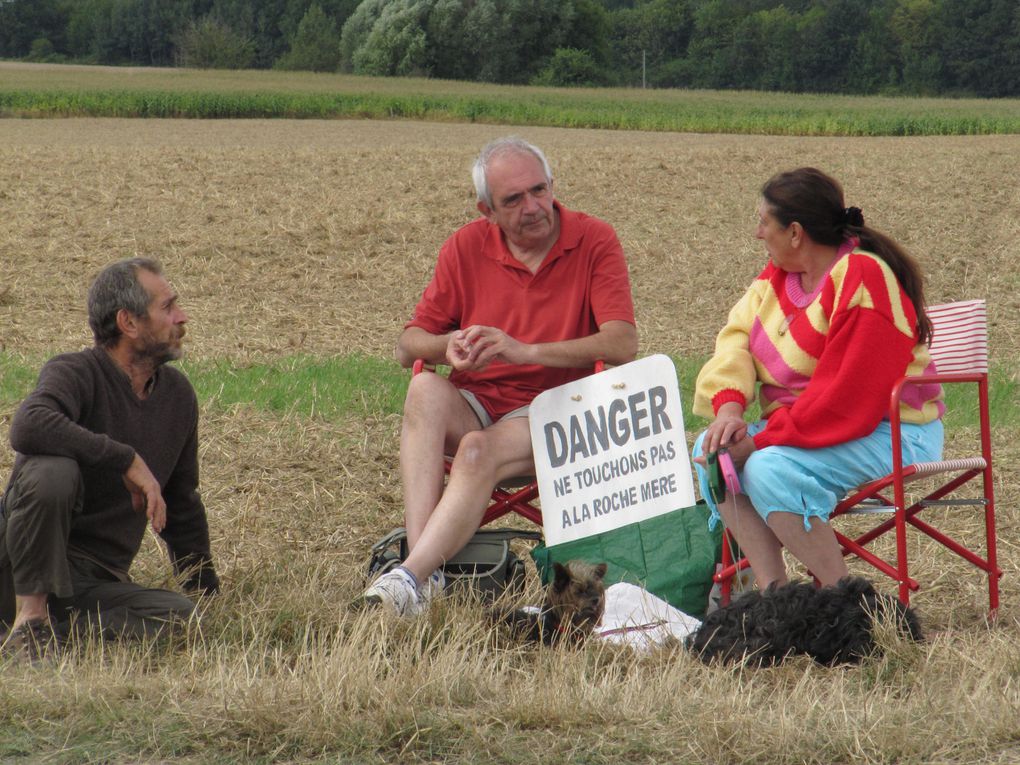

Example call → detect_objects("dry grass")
2 119 1019 763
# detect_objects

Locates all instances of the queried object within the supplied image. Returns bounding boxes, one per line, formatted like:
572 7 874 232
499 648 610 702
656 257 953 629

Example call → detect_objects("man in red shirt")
363 137 637 617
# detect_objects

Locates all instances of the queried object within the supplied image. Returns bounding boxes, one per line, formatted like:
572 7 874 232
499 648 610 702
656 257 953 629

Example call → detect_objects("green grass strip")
1 352 1016 430
182 354 409 418
2 84 1020 135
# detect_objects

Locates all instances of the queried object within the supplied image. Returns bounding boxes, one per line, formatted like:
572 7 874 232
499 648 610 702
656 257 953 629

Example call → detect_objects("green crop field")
4 62 1020 135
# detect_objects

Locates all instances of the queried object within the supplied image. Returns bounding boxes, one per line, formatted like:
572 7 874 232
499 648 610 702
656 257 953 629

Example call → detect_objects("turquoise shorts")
692 418 944 531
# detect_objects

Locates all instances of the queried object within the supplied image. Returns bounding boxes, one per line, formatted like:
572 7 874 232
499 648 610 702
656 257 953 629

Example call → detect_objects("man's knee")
404 369 454 410
123 589 196 640
8 456 83 511
452 427 531 477
59 587 197 641
141 589 196 621
452 429 491 472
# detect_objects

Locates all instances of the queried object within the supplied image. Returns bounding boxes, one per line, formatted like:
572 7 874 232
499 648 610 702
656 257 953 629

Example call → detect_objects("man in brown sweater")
0 258 219 662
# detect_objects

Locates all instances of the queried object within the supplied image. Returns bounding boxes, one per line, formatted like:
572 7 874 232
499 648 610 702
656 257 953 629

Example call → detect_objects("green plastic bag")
531 501 722 618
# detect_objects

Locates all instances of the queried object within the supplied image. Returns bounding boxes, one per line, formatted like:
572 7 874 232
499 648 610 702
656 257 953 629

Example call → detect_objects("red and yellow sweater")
693 245 943 451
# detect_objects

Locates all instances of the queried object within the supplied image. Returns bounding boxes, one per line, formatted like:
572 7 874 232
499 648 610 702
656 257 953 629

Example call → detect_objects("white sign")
529 354 695 546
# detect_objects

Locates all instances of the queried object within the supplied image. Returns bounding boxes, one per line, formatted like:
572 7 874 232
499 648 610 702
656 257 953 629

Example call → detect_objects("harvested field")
1 118 1019 764
1 119 1018 361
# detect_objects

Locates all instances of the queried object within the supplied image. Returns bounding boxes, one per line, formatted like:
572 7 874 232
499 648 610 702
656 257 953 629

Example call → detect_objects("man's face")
478 151 556 251
134 269 188 366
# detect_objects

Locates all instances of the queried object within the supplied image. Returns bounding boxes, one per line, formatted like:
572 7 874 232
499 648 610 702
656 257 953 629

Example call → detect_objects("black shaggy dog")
501 560 608 646
686 577 923 666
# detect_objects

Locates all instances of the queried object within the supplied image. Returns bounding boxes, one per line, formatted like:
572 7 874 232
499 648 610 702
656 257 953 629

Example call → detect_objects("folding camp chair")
714 299 1000 613
411 360 606 528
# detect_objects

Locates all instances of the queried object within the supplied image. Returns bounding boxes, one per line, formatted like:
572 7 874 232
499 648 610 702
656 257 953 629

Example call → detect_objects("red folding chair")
714 299 1000 614
411 360 605 528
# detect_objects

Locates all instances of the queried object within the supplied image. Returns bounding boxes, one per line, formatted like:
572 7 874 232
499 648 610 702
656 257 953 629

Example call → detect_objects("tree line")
2 0 1019 97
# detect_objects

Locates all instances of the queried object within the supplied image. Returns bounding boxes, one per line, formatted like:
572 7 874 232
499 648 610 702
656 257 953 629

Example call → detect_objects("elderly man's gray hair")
472 137 554 208
87 257 163 348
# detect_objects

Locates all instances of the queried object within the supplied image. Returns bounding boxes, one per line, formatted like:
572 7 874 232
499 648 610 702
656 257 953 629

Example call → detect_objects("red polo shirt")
406 203 636 419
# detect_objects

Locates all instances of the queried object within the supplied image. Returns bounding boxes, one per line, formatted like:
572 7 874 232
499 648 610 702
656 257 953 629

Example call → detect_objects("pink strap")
718 450 741 497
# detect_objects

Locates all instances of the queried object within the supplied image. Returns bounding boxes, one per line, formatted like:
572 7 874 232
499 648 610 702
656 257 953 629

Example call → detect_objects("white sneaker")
420 568 446 607
362 569 423 618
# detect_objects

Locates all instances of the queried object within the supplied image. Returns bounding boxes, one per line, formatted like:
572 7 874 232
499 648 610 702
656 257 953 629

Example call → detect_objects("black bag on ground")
366 527 544 602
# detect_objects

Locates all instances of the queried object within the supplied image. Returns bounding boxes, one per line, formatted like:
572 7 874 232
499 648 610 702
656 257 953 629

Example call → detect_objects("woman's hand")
725 434 756 469
702 402 748 455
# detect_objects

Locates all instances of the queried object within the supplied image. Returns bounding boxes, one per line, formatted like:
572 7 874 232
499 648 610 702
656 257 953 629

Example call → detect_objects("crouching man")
0 258 220 663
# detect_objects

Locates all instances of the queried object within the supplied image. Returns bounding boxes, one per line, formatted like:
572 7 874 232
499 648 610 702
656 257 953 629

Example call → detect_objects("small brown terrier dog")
502 560 608 645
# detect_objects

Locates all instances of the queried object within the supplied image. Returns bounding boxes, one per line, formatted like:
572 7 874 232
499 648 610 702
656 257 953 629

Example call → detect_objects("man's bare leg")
11 594 49 630
399 372 485 548
401 417 534 583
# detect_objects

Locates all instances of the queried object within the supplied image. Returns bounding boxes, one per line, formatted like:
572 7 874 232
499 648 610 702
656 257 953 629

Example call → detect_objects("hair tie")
844 206 864 228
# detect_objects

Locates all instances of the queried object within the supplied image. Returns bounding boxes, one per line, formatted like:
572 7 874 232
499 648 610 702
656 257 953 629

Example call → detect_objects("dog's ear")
593 562 608 580
552 562 571 592
839 576 878 599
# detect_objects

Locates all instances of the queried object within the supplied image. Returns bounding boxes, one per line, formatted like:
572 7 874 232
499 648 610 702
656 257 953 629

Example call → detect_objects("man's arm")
452 319 637 371
11 353 171 531
10 355 135 471
160 418 219 596
394 326 452 368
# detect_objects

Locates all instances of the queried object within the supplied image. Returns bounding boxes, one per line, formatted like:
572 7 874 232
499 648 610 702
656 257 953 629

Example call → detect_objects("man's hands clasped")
447 325 531 371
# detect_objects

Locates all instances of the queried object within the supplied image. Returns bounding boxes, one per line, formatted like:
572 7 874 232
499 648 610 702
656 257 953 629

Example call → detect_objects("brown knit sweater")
6 347 214 581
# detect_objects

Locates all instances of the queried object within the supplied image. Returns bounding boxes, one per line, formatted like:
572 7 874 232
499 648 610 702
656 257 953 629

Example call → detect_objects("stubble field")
2 118 1020 764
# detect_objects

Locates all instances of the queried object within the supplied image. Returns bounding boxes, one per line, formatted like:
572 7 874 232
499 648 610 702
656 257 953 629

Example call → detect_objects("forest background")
2 0 1020 97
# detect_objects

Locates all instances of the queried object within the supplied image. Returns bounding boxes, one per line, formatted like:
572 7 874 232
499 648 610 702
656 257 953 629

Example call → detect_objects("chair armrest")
888 370 990 471
415 359 607 375
412 359 446 376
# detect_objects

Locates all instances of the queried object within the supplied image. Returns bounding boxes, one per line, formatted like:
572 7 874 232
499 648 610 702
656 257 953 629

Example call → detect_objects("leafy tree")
340 0 594 83
63 0 196 65
4 0 1020 96
275 3 340 70
568 0 612 67
27 37 63 62
338 0 387 72
176 15 256 68
345 0 430 76
460 0 510 81
609 0 694 86
277 0 358 46
849 0 903 93
787 0 861 93
0 0 69 58
729 6 799 90
531 47 606 86
874 0 940 94
683 0 753 88
497 0 579 83
935 0 1020 96
423 0 475 79
209 0 288 66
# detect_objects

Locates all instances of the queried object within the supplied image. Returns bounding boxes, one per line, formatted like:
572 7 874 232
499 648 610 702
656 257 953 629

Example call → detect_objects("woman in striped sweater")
692 167 944 589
